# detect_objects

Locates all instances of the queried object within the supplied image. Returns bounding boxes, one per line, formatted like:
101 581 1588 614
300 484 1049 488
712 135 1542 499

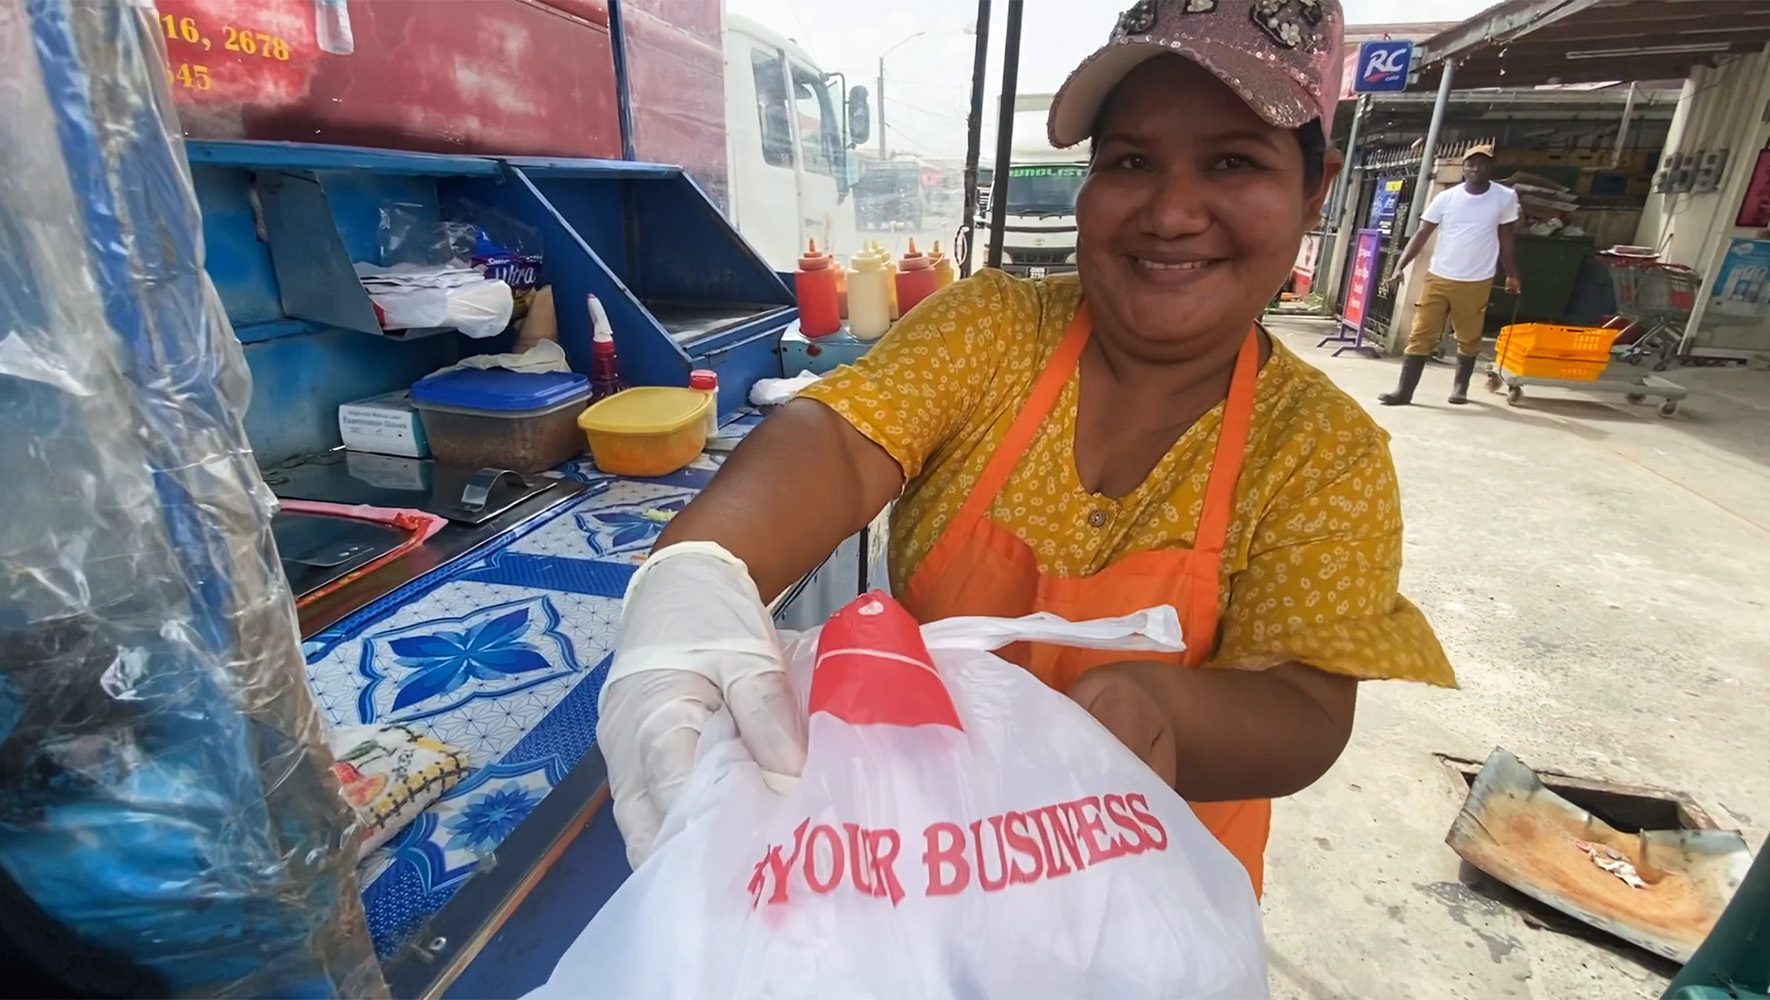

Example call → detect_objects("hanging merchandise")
534 594 1267 999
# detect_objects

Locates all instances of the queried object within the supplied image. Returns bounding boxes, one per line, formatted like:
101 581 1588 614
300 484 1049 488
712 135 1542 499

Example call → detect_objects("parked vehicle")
163 0 867 272
855 158 925 232
980 94 1085 278
721 14 867 268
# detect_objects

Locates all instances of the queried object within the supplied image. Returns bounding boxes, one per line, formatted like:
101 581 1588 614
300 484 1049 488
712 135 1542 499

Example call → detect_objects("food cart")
1 2 886 996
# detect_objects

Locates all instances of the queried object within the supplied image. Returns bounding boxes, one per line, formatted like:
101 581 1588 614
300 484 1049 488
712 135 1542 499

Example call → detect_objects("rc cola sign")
1355 40 1412 93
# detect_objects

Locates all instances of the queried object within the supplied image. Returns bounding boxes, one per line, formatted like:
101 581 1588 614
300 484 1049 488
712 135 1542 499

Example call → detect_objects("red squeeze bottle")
795 239 842 339
895 238 939 315
587 293 625 401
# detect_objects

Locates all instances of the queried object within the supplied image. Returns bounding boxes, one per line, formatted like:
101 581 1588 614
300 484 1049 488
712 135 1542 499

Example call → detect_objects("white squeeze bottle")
876 240 902 320
848 246 892 341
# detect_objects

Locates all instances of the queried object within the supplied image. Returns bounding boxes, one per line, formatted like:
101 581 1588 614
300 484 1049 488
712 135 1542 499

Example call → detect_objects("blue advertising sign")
1368 176 1405 235
1355 40 1412 93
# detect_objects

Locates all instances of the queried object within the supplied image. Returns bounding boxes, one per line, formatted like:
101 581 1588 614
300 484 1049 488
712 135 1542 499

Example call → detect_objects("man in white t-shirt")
1378 145 1522 406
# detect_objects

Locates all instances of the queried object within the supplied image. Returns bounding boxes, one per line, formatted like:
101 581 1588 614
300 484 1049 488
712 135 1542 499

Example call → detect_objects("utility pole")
877 31 927 161
878 56 888 158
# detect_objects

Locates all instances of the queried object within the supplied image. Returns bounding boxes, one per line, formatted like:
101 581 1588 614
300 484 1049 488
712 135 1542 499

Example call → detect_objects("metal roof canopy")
1416 0 1770 89
1338 87 1680 139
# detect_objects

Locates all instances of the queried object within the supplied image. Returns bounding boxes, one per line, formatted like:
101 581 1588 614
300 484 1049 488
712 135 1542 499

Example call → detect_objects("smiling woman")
596 0 1456 898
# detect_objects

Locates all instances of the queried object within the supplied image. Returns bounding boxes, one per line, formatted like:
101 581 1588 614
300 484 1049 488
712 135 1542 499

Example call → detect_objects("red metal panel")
621 0 729 211
161 0 624 159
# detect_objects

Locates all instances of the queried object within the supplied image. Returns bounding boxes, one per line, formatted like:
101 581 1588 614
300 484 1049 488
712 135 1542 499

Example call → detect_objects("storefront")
1324 0 1770 359
1636 47 1770 361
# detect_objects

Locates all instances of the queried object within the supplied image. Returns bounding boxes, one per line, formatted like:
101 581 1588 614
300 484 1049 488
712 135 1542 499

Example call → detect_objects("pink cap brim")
1049 37 1326 149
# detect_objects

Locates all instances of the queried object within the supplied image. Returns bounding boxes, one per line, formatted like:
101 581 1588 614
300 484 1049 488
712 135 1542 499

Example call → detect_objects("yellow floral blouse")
800 269 1455 686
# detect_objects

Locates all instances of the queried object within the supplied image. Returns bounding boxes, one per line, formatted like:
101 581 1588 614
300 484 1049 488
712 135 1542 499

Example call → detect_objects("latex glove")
597 542 807 867
1066 663 1180 788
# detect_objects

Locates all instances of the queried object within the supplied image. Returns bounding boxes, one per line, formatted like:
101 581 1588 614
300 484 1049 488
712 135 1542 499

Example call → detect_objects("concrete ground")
1260 317 1770 1000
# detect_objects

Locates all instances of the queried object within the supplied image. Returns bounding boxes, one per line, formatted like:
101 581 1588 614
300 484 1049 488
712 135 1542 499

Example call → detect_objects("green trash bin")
1486 234 1596 331
1665 844 1770 1000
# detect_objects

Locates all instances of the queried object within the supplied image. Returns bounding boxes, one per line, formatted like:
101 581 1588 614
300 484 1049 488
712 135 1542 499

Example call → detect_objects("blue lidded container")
408 369 591 473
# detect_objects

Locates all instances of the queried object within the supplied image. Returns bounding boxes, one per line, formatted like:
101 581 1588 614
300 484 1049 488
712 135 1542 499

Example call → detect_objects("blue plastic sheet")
0 1 381 994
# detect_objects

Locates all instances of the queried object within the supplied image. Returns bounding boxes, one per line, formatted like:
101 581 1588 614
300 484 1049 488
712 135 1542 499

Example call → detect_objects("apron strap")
1192 328 1262 556
946 302 1093 534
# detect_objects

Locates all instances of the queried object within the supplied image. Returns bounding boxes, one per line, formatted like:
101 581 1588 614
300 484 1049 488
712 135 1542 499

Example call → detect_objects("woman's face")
1076 57 1337 356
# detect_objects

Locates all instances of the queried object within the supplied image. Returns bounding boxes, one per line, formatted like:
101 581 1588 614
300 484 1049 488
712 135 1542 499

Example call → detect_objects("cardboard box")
338 390 429 458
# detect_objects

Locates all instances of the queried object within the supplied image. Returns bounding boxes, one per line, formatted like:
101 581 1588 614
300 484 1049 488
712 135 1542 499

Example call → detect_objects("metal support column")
1406 57 1457 233
1611 82 1639 167
957 0 993 277
985 0 1025 272
1318 94 1369 312
606 0 638 160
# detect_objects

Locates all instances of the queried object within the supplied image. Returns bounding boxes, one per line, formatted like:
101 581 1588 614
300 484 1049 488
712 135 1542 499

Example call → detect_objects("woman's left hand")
1067 660 1357 802
1067 662 1182 787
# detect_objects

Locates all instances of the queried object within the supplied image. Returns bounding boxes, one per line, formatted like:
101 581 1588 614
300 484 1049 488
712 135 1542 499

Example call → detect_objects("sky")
726 0 1500 159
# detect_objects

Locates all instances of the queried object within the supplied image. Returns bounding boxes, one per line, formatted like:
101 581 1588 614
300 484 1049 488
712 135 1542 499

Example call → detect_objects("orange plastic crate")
1496 354 1610 381
1495 323 1620 363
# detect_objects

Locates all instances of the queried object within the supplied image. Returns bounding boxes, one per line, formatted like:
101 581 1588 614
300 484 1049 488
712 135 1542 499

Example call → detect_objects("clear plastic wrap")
0 1 382 995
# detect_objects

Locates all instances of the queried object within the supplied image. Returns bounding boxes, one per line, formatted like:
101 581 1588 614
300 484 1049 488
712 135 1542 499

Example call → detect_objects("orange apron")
901 302 1272 894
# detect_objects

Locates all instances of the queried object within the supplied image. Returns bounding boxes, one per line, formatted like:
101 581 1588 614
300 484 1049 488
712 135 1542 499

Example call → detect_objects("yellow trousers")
1406 273 1493 358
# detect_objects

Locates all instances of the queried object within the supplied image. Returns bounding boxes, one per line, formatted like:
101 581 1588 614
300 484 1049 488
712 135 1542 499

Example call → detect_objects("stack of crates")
1493 323 1622 381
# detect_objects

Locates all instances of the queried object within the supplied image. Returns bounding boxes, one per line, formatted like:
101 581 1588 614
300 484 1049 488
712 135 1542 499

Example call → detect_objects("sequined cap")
1048 0 1345 148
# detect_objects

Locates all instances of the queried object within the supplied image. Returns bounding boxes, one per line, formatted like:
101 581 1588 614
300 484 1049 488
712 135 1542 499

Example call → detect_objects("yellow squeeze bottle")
931 241 956 288
875 240 901 321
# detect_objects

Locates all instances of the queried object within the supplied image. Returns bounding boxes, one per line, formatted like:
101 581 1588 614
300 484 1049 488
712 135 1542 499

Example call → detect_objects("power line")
884 122 942 155
881 74 973 93
782 0 813 45
886 96 968 122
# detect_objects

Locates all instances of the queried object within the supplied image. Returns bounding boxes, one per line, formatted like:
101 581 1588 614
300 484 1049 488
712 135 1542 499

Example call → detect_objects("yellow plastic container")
1494 323 1621 383
577 387 712 477
1495 323 1621 363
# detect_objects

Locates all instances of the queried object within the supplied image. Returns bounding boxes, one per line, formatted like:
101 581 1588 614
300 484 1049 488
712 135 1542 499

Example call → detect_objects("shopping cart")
1485 321 1688 415
1602 258 1702 371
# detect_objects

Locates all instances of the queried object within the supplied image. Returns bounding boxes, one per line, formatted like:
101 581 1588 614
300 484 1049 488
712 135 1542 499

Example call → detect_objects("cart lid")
410 369 590 412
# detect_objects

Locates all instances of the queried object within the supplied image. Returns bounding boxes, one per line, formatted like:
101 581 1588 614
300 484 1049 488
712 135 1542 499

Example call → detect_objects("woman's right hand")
596 543 807 868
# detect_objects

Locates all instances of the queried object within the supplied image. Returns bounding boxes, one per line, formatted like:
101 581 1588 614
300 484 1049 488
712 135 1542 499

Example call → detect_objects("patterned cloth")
301 439 745 959
328 725 470 859
799 271 1455 686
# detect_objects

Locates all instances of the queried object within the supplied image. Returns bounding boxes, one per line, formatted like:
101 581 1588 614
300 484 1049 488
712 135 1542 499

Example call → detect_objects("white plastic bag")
536 594 1267 999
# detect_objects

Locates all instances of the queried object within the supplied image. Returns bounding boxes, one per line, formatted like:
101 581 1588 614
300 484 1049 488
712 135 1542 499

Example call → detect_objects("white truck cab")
722 15 865 271
981 94 1085 278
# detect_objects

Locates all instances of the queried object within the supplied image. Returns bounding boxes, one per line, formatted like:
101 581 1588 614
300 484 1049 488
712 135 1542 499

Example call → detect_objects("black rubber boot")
1378 355 1428 406
1447 354 1478 405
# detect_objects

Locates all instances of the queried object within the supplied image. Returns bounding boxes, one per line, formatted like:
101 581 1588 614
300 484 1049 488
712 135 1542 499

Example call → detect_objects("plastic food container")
576 387 712 477
409 369 591 473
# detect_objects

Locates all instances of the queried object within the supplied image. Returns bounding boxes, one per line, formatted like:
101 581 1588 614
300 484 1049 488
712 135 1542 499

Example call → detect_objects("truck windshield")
1005 165 1086 215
